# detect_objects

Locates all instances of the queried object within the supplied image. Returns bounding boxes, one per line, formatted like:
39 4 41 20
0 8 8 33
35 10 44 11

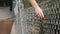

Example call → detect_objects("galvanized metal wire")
25 0 60 34
15 0 60 34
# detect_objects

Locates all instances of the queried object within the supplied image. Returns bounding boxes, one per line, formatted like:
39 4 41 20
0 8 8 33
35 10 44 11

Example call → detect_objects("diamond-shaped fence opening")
24 0 60 34
39 0 60 34
15 0 60 34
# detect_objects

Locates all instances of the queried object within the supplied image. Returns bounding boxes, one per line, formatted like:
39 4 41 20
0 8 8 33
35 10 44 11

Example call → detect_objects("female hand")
35 7 44 21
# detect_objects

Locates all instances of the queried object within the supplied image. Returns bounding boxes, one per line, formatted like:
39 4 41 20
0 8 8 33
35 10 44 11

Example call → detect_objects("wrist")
34 6 40 9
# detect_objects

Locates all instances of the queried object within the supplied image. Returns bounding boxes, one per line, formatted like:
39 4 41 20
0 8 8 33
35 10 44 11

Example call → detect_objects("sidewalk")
11 23 16 34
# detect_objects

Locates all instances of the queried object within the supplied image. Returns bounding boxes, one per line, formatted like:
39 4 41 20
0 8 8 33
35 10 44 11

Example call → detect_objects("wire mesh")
15 0 60 34
39 0 60 34
24 0 60 34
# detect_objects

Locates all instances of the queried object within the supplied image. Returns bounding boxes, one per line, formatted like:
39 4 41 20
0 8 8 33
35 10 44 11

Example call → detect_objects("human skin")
27 0 44 32
28 0 44 21
0 0 44 34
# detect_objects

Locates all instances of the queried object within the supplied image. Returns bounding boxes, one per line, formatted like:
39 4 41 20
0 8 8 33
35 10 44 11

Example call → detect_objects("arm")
28 0 44 21
28 0 39 9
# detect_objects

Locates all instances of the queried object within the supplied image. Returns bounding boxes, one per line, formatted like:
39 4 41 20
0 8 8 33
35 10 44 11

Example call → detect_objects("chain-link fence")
15 0 60 34
25 0 60 34
39 0 60 34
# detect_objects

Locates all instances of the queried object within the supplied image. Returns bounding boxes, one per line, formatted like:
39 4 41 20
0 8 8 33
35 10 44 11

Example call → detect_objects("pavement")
11 23 16 34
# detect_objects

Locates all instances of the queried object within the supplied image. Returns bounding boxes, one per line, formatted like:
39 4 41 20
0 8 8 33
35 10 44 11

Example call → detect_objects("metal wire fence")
39 0 60 34
15 0 60 34
25 0 60 34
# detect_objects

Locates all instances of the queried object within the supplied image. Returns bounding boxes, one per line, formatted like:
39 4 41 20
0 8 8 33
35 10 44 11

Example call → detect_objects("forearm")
28 0 39 8
28 0 44 20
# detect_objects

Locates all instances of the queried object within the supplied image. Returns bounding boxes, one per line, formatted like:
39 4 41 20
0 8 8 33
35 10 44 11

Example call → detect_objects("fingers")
38 13 44 22
35 11 44 22
34 7 44 22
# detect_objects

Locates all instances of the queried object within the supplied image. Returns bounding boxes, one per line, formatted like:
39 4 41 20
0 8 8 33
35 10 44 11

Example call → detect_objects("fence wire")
25 0 60 34
15 0 60 34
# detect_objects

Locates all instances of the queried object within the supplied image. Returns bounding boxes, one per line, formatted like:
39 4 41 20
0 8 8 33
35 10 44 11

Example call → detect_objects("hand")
35 7 44 21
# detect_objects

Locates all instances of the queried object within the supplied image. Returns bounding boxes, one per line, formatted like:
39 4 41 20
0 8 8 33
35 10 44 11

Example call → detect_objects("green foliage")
22 0 45 8
22 0 31 8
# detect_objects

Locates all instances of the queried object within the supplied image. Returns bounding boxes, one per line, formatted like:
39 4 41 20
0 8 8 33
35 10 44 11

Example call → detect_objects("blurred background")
10 0 60 34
